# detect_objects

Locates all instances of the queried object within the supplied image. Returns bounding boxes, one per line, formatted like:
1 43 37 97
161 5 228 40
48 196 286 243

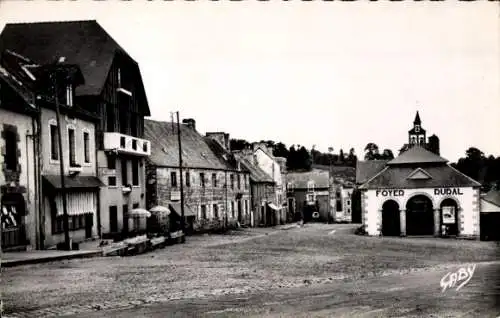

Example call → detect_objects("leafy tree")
381 149 394 160
364 143 380 160
273 142 288 158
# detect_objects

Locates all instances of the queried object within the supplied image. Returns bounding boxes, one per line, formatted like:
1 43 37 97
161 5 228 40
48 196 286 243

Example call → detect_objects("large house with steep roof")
357 145 482 239
0 20 152 239
144 119 250 233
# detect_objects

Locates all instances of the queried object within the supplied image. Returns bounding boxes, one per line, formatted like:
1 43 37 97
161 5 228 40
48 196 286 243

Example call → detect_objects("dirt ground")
3 224 500 317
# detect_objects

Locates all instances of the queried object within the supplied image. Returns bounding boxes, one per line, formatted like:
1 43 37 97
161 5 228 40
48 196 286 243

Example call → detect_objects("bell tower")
408 111 426 146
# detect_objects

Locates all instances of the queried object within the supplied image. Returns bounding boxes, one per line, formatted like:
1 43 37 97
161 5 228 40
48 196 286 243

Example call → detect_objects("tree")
347 148 357 167
230 139 251 151
339 149 345 164
297 146 312 171
364 143 380 160
273 142 288 158
381 149 394 160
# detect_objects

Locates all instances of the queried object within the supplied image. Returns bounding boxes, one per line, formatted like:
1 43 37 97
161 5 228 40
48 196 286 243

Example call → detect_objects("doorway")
85 213 93 239
381 200 400 236
406 195 434 235
237 200 242 223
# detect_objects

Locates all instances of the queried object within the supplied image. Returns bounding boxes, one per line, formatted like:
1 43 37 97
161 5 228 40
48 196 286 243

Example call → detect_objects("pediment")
407 168 432 180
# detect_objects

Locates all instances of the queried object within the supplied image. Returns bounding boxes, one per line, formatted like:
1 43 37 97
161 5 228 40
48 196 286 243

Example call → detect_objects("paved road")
65 260 500 318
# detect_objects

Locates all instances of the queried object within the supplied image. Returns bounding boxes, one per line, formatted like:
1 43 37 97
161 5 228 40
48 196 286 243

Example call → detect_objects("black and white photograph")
0 1 499 317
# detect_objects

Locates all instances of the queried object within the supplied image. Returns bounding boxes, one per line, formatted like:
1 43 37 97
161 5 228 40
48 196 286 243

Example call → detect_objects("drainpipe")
35 99 43 249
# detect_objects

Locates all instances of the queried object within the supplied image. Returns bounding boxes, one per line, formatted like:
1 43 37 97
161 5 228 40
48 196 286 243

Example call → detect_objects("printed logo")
440 264 476 293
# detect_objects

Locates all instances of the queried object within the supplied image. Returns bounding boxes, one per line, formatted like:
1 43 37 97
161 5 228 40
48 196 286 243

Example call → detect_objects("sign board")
442 206 456 224
375 188 464 198
434 188 464 196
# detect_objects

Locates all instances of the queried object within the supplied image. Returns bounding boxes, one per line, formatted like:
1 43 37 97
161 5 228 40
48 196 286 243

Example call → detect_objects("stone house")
287 170 331 223
144 119 251 233
0 20 152 239
235 156 277 227
235 143 287 225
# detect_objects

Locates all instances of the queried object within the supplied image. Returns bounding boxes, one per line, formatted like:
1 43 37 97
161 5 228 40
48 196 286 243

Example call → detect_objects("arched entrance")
381 200 400 236
440 198 458 236
406 195 434 236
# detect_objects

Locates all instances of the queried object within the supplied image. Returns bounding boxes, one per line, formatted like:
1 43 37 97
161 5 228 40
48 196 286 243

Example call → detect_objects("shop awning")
267 203 281 211
169 203 196 217
43 175 104 191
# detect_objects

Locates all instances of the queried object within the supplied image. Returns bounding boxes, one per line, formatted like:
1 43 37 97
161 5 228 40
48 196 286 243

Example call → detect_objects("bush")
354 225 367 236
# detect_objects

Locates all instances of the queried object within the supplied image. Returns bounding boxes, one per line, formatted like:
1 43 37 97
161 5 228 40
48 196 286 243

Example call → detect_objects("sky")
0 1 498 163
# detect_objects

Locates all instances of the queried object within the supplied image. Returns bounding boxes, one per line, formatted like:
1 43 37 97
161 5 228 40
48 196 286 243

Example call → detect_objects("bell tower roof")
413 111 421 125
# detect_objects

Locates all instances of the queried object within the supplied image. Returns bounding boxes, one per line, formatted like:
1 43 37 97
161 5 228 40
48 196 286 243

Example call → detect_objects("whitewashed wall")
362 186 479 237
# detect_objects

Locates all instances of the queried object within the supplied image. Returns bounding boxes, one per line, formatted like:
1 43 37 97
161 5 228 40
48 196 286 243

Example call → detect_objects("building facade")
236 156 277 227
145 119 251 233
236 143 287 225
0 64 39 251
287 170 330 223
0 20 152 241
358 146 482 239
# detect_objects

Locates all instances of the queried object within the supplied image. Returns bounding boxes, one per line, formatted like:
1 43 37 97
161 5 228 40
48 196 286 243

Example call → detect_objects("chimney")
182 118 196 130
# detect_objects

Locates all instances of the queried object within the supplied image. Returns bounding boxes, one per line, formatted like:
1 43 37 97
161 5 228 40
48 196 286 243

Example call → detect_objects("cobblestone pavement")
3 224 500 317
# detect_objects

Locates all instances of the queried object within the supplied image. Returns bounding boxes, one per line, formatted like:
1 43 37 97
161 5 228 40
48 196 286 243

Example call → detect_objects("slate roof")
0 20 150 115
358 165 482 189
483 189 500 208
239 158 274 183
387 145 447 165
144 119 228 170
0 64 37 113
355 160 388 184
287 170 330 189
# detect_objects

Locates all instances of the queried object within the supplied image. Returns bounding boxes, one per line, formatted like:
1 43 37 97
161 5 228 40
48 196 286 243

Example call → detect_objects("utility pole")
176 112 185 235
50 63 71 250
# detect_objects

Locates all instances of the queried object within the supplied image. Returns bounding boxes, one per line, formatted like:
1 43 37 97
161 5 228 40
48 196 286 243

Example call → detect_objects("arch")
403 192 436 210
439 197 459 236
436 196 461 211
406 194 434 236
381 199 400 236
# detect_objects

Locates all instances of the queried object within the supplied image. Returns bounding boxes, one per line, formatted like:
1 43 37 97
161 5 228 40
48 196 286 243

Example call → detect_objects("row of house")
0 20 292 252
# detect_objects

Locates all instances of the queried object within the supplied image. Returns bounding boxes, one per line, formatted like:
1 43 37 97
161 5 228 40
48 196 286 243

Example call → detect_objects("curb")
1 250 103 268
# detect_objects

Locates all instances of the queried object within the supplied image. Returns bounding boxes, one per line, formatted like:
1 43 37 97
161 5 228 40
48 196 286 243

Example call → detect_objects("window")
231 201 235 218
130 113 138 137
185 172 190 187
108 176 117 186
121 159 128 186
3 129 17 171
52 213 90 234
213 204 219 218
171 171 177 187
212 173 217 187
415 125 420 133
107 155 116 169
66 85 73 107
132 160 139 186
336 200 342 212
237 175 241 189
50 124 59 160
68 128 76 166
411 136 416 144
245 200 248 214
106 104 115 132
83 132 90 163
133 203 139 209
201 205 207 219
200 173 205 187
110 206 118 232
230 174 234 189
347 200 351 206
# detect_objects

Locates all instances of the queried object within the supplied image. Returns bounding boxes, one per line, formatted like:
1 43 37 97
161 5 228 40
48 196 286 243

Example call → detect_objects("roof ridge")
359 166 390 189
6 19 98 26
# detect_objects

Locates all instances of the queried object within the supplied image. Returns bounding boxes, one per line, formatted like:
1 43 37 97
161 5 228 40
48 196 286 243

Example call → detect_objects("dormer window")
65 85 73 107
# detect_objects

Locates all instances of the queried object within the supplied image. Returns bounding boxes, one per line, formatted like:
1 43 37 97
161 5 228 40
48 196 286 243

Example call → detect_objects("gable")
407 168 432 180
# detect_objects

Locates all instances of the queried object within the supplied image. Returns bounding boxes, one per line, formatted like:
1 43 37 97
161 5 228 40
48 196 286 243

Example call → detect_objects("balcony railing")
104 132 151 157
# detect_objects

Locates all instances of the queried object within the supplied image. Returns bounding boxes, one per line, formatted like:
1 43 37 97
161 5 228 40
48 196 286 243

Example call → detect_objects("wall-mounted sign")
170 190 181 201
434 188 464 196
442 206 456 224
376 189 405 197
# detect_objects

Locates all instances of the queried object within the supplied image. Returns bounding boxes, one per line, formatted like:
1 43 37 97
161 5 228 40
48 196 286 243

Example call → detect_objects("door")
237 200 242 223
110 206 118 233
123 204 129 233
85 214 93 239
